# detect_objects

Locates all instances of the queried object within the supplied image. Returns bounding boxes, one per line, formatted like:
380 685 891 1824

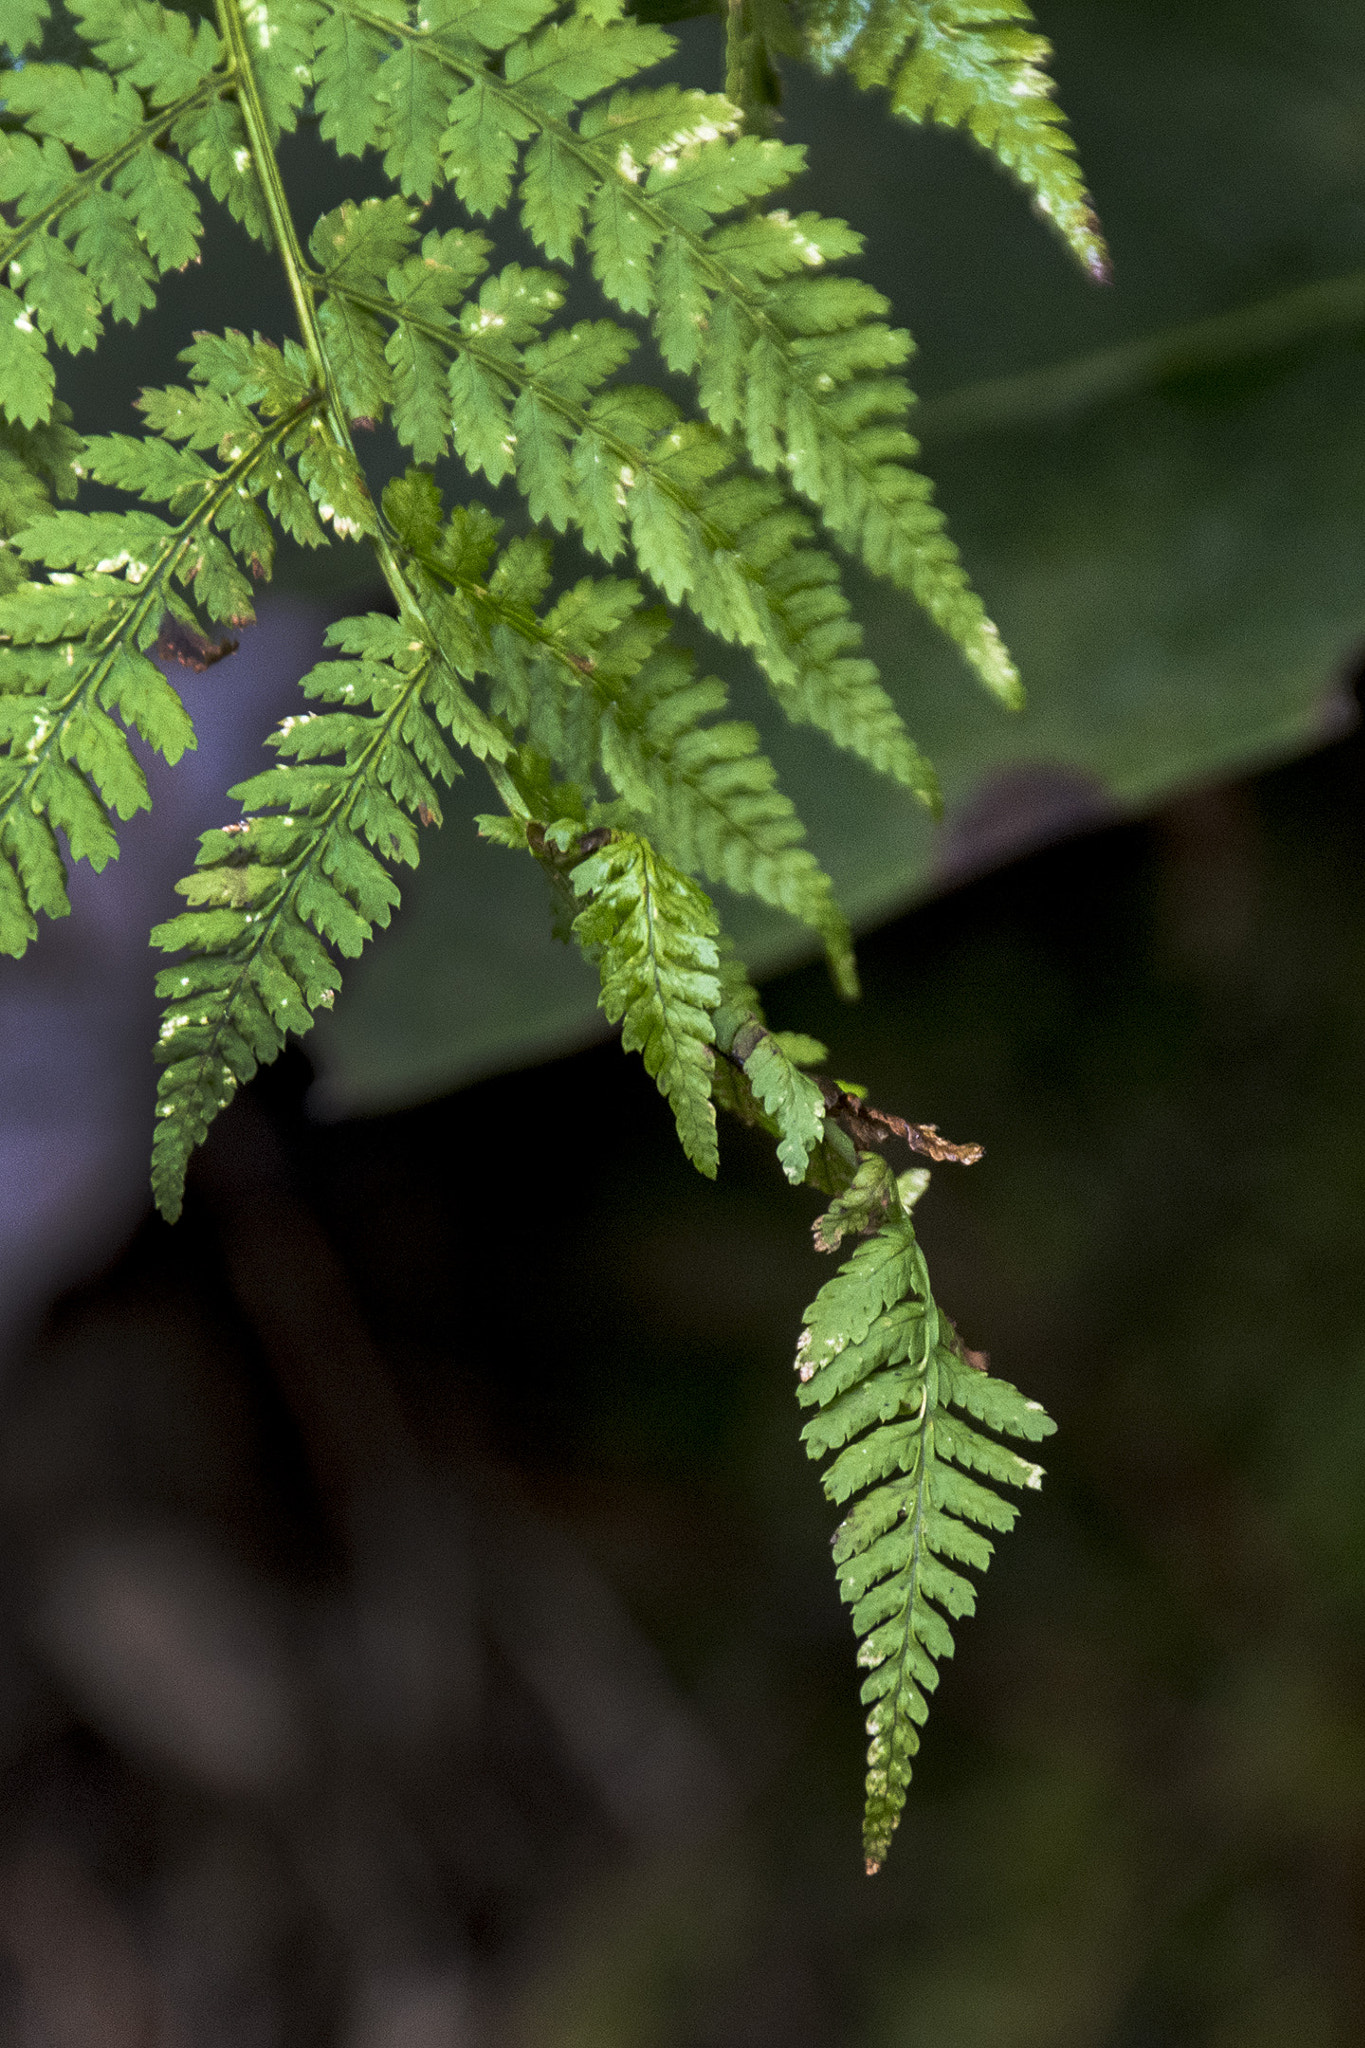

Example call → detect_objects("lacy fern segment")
596 645 857 987
571 829 721 1175
802 0 1108 281
796 1152 1055 1869
387 464 856 982
0 331 345 959
311 196 957 775
0 0 271 428
149 603 507 1220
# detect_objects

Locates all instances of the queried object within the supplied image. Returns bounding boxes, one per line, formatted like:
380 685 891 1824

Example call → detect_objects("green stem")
214 0 335 416
213 0 425 632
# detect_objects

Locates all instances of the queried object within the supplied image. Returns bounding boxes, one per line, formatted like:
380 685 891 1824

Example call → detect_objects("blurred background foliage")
7 729 1365 2046
6 0 1365 2041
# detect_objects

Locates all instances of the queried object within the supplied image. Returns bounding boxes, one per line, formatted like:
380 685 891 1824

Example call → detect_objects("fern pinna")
0 0 1093 1860
797 1152 1055 1870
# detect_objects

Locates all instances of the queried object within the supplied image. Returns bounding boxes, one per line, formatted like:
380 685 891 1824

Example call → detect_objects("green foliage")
0 0 1079 1855
0 330 330 956
596 643 857 986
150 599 510 1217
801 0 1108 281
571 828 721 1173
797 1150 1056 1867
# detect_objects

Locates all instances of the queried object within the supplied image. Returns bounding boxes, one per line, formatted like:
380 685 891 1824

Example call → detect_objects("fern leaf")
67 0 224 105
571 830 720 1175
0 15 232 421
312 0 389 156
0 286 57 429
0 560 196 952
597 644 856 984
346 4 1017 703
149 604 502 1219
371 33 444 199
237 0 323 139
322 249 937 796
0 335 324 955
0 406 82 596
795 1151 1055 1868
804 0 1108 280
730 1018 828 1181
174 96 272 245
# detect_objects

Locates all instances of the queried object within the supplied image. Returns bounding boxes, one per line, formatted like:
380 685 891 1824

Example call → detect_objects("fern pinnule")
570 826 722 1176
726 1014 830 1182
796 1151 1055 1869
0 407 83 595
804 0 1108 282
150 600 513 1221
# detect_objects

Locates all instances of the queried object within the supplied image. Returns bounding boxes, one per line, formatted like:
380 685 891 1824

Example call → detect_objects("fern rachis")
0 0 1095 1862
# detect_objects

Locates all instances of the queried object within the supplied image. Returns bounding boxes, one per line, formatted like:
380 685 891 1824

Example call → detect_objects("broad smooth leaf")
311 0 1365 1111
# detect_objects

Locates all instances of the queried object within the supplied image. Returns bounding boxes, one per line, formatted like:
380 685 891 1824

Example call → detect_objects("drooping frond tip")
802 0 1110 282
796 1153 1055 1867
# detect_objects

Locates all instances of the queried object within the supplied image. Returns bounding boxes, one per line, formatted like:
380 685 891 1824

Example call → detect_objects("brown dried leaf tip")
941 1317 989 1375
574 826 615 857
155 615 240 672
816 1081 984 1167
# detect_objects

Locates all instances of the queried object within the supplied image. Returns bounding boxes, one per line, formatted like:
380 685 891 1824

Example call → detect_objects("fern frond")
1 0 1067 1868
796 1150 1055 1869
597 643 857 987
0 332 328 956
802 0 1107 280
570 828 721 1175
314 218 939 797
149 601 511 1220
0 403 83 595
0 4 252 424
325 1 1019 703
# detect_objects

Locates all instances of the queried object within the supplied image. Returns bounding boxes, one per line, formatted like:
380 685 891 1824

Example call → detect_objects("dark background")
3 705 1365 2046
